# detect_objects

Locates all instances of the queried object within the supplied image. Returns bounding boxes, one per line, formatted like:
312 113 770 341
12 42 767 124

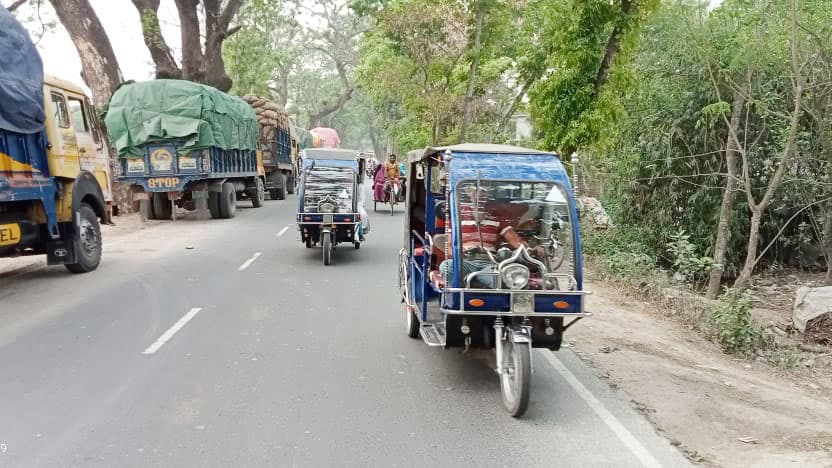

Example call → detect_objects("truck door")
44 89 81 180
66 93 112 204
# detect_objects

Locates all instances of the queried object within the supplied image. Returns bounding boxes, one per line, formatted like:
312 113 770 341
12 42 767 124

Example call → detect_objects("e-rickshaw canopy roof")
406 143 567 188
303 148 363 161
406 143 554 164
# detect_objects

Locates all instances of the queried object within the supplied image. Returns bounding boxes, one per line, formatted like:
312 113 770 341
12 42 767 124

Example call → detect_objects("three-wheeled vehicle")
399 144 590 417
297 148 365 265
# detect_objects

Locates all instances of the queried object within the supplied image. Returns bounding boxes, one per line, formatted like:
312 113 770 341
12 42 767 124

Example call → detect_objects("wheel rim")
78 216 98 257
501 340 520 406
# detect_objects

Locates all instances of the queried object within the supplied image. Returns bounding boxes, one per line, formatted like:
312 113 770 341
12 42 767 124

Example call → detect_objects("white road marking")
238 252 262 271
142 308 203 355
542 351 664 468
277 226 290 237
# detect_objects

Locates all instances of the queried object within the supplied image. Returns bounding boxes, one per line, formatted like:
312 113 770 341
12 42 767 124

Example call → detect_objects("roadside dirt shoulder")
0 213 165 275
571 280 832 468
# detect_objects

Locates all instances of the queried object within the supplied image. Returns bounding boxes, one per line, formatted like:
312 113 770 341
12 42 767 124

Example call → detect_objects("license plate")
0 223 21 246
323 214 333 224
512 292 534 314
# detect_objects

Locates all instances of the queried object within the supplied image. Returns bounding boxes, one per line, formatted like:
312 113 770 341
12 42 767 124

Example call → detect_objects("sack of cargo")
105 79 258 157
0 8 45 134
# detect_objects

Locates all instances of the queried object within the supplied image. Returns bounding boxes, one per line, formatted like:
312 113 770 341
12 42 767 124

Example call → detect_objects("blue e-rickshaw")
399 144 590 417
297 148 365 265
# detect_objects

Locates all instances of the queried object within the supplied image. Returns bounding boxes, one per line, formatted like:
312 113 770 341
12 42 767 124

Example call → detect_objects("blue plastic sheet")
0 7 44 134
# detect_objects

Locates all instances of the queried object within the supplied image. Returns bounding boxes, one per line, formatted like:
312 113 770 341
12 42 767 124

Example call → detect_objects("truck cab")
0 77 110 272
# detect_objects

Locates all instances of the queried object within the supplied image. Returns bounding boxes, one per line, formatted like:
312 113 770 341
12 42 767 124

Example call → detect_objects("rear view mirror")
416 163 425 180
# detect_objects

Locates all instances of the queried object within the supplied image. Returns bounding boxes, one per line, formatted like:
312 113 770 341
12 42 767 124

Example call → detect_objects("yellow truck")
1 7 111 272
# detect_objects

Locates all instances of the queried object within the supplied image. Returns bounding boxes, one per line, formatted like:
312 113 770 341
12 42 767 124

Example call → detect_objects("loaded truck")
0 8 110 273
242 95 298 201
106 80 265 220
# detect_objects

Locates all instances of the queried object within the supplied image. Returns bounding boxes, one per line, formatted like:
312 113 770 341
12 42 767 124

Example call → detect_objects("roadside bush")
667 230 713 284
707 290 765 355
582 224 658 279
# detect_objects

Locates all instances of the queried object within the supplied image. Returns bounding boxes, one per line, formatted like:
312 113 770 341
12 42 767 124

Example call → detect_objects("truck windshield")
303 166 354 213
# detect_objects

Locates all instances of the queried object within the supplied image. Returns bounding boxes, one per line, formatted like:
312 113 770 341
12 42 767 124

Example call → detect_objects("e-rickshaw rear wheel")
500 336 531 417
322 234 332 265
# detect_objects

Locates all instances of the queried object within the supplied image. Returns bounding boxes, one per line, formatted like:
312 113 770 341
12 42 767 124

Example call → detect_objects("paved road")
0 194 690 468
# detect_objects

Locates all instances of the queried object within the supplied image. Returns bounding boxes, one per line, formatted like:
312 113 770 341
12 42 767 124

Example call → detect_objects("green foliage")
224 0 295 97
356 0 539 151
583 225 659 278
667 230 713 282
707 290 764 355
529 0 657 154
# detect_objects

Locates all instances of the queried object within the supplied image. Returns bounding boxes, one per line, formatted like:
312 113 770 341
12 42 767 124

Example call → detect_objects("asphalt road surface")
0 193 691 468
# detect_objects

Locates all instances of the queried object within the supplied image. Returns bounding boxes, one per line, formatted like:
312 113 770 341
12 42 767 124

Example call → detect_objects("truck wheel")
65 203 102 274
208 191 222 218
142 198 157 220
250 178 265 208
152 193 172 220
268 172 280 200
276 174 287 200
219 182 237 218
287 174 295 194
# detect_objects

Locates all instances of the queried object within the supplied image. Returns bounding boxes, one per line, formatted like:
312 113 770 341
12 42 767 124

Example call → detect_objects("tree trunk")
131 0 180 79
824 201 832 285
594 0 633 96
734 211 762 289
706 90 746 298
174 0 204 82
202 0 243 91
459 8 485 143
48 0 123 108
6 0 27 12
812 94 832 284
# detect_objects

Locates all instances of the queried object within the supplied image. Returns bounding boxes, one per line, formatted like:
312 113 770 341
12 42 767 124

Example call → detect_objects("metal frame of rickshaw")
400 144 592 417
404 149 590 327
296 150 364 246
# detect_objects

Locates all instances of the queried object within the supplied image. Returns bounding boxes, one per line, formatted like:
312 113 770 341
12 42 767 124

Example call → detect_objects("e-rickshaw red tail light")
554 301 569 309
468 299 485 307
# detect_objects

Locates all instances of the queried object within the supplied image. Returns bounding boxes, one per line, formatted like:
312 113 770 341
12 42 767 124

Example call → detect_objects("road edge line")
541 351 664 468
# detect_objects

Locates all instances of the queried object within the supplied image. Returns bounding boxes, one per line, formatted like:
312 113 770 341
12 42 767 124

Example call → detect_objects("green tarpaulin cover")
293 125 313 149
105 79 258 157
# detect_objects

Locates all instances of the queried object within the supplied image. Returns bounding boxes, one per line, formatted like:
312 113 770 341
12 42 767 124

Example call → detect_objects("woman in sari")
372 163 386 202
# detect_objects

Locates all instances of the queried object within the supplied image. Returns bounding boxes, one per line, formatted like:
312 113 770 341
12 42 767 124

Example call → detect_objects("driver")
438 187 543 288
384 154 402 197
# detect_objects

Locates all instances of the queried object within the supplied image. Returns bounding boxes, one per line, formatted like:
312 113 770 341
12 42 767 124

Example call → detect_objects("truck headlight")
502 264 529 290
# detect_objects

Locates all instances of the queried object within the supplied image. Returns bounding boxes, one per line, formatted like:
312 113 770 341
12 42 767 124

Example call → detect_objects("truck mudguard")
71 170 106 221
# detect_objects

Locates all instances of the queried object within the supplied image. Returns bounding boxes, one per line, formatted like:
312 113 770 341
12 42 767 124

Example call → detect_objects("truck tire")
287 173 295 194
208 191 222 218
268 172 280 200
219 182 237 218
65 203 102 274
152 193 172 220
142 198 157 220
276 173 287 200
250 177 265 208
